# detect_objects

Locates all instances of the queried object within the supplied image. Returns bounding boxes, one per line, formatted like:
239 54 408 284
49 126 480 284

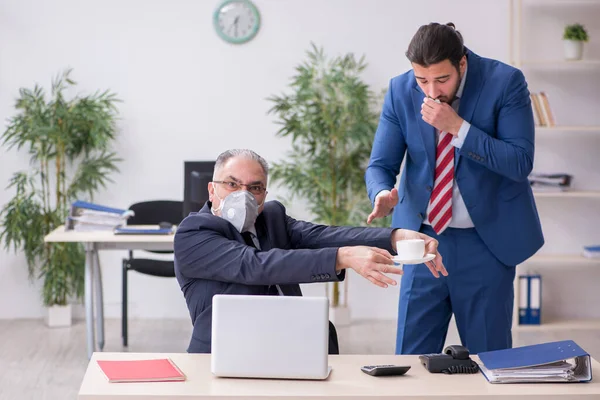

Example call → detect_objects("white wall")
0 0 597 322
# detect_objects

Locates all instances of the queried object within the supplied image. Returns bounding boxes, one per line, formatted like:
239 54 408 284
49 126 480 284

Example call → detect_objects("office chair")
122 200 183 347
328 321 340 354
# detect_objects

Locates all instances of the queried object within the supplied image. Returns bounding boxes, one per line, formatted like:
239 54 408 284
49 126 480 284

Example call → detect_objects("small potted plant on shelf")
563 23 589 61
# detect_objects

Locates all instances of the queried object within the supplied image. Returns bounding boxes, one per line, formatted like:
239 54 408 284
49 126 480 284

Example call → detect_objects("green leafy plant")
563 23 589 42
267 44 390 307
0 69 121 306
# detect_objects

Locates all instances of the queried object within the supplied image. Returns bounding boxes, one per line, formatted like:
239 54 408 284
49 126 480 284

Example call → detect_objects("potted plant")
0 69 121 327
563 23 589 60
267 44 390 326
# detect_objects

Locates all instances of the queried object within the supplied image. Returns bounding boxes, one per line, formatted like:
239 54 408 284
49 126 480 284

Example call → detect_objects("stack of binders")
518 274 541 325
583 245 600 258
528 173 572 192
66 200 134 231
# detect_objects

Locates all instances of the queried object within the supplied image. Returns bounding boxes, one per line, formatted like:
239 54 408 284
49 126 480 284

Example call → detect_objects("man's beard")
439 70 463 104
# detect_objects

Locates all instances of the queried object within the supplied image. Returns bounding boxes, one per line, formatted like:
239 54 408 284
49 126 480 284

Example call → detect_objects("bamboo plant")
267 44 390 307
0 69 121 306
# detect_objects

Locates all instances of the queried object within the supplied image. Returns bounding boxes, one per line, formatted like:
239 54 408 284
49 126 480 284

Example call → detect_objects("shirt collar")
455 62 468 100
245 225 258 237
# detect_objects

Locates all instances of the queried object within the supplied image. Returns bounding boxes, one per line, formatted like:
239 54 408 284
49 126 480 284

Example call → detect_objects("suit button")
311 275 316 280
426 185 432 192
480 157 485 162
324 273 330 279
418 213 423 219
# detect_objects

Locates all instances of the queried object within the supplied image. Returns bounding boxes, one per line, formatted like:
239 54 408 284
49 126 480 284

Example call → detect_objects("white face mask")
212 187 262 233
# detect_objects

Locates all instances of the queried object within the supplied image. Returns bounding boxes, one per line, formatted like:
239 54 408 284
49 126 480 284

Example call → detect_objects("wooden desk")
44 226 174 359
79 353 600 399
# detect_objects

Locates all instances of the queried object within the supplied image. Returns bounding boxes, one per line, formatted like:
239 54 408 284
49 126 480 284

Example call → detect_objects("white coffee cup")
396 239 425 260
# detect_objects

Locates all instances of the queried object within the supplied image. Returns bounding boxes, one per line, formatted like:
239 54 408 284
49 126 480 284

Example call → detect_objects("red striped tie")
427 131 454 234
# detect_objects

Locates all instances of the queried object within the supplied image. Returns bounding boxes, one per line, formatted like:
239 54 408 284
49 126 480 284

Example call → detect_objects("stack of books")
530 92 555 127
65 201 134 232
528 173 572 192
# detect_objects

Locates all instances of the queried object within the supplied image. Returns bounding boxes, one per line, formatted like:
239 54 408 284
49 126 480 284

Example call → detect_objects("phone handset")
419 345 480 374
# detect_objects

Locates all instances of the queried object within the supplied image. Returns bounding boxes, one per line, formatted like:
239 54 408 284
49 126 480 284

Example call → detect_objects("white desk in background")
44 226 174 359
79 353 600 399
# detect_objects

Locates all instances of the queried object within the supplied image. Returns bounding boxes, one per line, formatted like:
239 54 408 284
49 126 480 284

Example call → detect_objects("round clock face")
213 0 260 44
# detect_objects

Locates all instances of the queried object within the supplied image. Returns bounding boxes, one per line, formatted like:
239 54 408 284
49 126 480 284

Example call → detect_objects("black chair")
122 200 183 347
328 321 340 354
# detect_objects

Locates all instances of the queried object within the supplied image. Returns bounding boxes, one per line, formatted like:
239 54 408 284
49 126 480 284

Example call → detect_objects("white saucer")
392 253 436 265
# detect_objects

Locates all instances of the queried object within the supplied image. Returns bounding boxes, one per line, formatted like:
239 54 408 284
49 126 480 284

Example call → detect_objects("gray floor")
1 318 600 400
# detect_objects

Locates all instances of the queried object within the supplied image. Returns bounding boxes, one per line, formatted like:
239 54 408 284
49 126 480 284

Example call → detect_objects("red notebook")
97 358 186 383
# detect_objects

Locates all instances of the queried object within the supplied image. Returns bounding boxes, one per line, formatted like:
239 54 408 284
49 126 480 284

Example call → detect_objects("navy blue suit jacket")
365 50 544 266
174 200 394 353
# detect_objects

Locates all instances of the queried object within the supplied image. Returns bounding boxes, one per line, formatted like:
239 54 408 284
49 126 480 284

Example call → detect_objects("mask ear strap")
211 183 225 213
256 191 267 208
212 183 223 201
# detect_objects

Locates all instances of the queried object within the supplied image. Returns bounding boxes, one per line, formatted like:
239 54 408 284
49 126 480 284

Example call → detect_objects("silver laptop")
211 295 331 380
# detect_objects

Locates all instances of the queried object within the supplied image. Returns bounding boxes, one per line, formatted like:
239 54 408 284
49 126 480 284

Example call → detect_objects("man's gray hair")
213 149 269 180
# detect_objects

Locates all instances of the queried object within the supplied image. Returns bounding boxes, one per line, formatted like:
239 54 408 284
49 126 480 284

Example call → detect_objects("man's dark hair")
406 22 466 70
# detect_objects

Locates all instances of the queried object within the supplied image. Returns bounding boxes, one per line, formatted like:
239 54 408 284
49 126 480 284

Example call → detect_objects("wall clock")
213 0 261 44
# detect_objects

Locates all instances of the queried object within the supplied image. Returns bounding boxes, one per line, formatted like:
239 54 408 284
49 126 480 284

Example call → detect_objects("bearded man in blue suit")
366 22 544 354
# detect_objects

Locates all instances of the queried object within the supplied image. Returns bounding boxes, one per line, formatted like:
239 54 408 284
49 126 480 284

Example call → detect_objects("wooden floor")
1 318 600 399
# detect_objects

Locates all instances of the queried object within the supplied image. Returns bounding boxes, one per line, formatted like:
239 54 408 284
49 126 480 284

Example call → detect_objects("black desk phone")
419 345 479 374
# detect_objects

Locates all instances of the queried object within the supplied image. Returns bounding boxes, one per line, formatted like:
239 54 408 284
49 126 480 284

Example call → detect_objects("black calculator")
361 365 411 376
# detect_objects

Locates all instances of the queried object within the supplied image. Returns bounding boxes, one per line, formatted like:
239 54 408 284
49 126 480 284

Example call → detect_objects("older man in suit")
174 149 447 354
365 22 544 355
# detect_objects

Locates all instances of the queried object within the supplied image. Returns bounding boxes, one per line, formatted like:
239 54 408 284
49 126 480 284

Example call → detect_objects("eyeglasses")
212 181 267 195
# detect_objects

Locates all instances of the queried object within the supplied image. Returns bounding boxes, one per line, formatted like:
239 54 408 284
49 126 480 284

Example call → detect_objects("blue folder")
528 274 541 325
72 200 129 215
477 340 592 383
518 275 529 325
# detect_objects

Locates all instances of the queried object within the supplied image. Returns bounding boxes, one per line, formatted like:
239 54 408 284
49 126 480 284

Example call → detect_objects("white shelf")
519 60 600 69
533 190 600 198
522 254 600 265
536 126 600 132
515 318 600 331
521 0 600 4
510 0 600 337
